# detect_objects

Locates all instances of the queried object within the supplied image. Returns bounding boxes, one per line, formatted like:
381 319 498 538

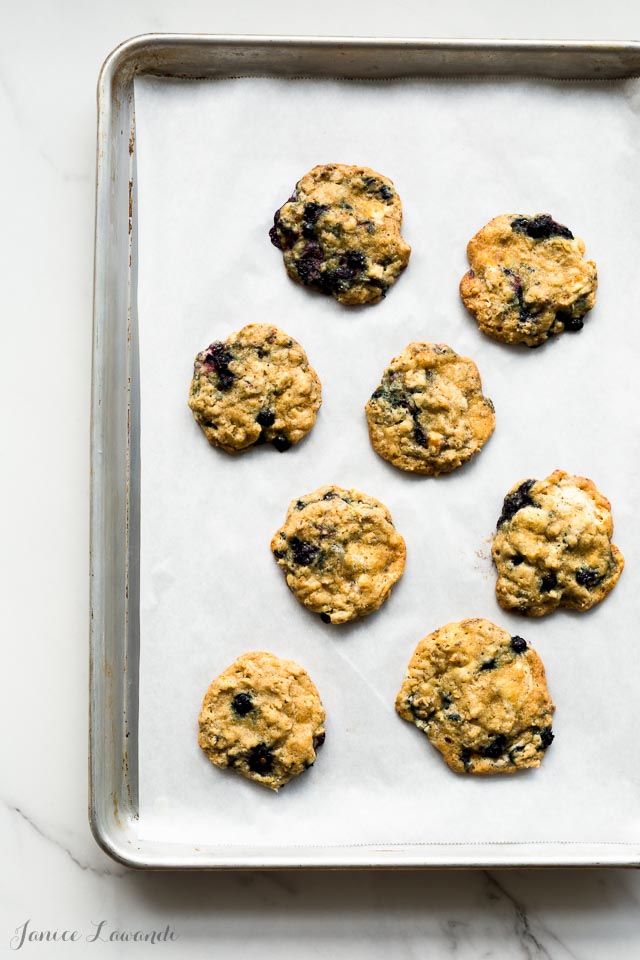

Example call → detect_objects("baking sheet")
134 74 640 849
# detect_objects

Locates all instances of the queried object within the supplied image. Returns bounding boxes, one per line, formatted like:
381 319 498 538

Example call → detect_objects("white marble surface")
3 0 640 956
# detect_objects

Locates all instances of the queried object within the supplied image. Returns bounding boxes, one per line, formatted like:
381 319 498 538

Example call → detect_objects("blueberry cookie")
460 214 597 346
365 342 495 475
269 163 411 305
396 619 555 775
492 470 624 616
198 651 326 791
188 323 321 453
271 485 406 624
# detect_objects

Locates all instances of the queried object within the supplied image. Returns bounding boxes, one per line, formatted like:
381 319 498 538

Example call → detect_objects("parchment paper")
135 74 640 848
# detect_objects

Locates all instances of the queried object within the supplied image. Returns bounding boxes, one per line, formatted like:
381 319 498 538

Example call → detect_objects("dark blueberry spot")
302 202 327 237
312 731 326 749
480 659 497 672
296 241 324 285
447 713 461 721
269 209 283 249
575 567 603 588
204 342 235 392
323 492 338 500
269 207 296 250
444 737 452 744
509 746 524 762
232 692 253 716
539 728 554 749
559 313 585 332
379 184 393 200
272 436 292 452
511 215 574 240
273 549 285 559
510 635 528 654
320 612 331 623
343 250 366 273
247 743 274 775
371 386 384 400
321 250 367 293
480 734 507 759
441 694 452 709
540 571 558 593
512 554 525 566
413 421 428 448
502 267 522 295
497 479 537 527
502 267 532 323
256 409 275 427
459 748 472 769
295 500 305 510
289 537 319 566
359 219 376 233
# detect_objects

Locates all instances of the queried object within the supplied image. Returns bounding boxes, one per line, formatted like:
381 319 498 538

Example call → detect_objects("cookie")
269 163 411 305
460 214 597 346
188 323 321 453
271 485 406 624
365 342 495 475
492 470 624 616
198 651 326 791
396 618 555 775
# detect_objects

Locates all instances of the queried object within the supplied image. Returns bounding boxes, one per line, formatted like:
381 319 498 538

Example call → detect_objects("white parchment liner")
134 75 640 847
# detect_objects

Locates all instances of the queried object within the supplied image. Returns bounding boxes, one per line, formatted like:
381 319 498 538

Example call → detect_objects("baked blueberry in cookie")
396 618 555 774
271 485 406 624
492 470 624 616
198 651 326 790
460 214 597 346
365 342 495 475
188 323 321 453
269 164 411 305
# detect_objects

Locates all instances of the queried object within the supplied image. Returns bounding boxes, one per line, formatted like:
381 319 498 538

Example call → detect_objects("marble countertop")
4 1 640 956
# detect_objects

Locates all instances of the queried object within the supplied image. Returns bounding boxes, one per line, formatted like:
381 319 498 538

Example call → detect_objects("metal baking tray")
90 34 640 869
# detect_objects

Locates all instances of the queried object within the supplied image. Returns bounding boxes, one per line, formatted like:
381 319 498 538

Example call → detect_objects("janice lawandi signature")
10 919 179 950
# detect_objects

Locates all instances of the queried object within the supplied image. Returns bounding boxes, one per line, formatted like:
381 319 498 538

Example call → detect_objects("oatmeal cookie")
492 470 624 616
269 163 411 305
396 618 555 775
198 651 326 791
460 214 597 346
271 485 406 624
365 342 495 475
188 323 321 453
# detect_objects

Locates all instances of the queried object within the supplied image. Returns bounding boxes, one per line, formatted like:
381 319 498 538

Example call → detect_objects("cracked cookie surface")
492 470 624 616
365 342 495 475
269 163 411 305
396 618 555 775
271 485 406 624
198 651 326 790
460 214 597 346
188 323 321 453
